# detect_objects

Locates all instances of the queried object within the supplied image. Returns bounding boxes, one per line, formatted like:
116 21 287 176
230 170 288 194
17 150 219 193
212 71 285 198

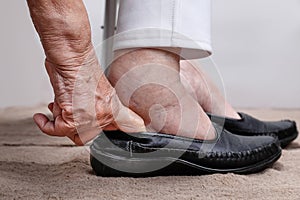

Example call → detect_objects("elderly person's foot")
180 60 240 119
107 49 216 140
180 60 298 147
90 54 282 176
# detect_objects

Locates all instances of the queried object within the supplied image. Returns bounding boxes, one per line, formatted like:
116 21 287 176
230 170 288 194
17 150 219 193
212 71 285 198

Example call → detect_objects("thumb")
113 105 146 133
33 113 56 136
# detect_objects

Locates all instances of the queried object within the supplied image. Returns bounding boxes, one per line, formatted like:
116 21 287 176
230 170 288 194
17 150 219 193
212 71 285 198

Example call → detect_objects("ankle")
107 49 215 140
108 48 187 131
108 48 180 86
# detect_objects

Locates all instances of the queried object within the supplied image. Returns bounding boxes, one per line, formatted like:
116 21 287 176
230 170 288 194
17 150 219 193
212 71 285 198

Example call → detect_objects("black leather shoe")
90 124 281 177
207 112 298 148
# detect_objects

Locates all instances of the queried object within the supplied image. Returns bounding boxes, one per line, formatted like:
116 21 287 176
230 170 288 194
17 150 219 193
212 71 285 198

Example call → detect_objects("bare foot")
180 60 241 119
107 49 216 140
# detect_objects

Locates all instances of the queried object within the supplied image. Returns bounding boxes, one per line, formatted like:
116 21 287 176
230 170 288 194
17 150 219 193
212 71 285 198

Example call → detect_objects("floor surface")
0 106 299 200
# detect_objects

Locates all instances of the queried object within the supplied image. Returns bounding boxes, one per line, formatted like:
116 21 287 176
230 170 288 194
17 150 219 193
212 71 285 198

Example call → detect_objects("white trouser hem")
113 29 212 60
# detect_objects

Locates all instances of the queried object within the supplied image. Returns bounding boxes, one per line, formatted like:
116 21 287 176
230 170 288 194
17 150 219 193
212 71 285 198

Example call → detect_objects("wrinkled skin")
180 60 241 119
108 49 216 141
27 0 145 145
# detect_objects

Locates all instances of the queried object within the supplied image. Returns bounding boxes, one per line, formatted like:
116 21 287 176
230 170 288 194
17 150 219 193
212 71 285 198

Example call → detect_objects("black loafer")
90 124 281 177
207 112 298 148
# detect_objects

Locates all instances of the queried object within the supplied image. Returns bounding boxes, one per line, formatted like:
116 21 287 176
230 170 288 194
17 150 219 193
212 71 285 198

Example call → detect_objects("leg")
113 0 212 60
90 0 282 176
108 0 215 139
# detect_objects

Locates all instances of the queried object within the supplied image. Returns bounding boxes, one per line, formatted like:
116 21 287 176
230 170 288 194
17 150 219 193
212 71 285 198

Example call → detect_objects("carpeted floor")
0 106 299 200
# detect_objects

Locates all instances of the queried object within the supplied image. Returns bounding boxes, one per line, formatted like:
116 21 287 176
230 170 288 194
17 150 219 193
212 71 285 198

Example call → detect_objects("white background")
0 0 299 108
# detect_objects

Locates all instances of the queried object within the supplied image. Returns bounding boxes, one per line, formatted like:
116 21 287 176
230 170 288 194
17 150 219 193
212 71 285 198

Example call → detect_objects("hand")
33 52 146 146
27 0 146 145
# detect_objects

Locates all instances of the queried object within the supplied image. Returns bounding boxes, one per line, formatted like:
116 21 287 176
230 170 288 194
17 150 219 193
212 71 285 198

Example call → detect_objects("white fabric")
113 0 212 59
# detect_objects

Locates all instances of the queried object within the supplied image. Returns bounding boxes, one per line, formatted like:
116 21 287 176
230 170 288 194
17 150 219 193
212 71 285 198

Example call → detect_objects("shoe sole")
90 147 282 177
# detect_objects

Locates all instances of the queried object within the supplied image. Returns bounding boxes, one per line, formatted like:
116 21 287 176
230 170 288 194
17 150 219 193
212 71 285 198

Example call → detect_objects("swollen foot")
180 60 241 119
108 49 215 140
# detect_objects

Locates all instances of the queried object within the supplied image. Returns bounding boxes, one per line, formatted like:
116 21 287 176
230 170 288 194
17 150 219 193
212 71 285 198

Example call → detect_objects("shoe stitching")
99 142 278 161
227 124 296 134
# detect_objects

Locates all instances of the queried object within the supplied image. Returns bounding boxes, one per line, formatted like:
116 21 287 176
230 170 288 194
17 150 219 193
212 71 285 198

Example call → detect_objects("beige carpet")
0 106 299 200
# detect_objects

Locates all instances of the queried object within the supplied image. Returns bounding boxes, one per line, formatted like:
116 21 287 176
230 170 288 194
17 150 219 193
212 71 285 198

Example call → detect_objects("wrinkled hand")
33 52 146 146
26 0 145 145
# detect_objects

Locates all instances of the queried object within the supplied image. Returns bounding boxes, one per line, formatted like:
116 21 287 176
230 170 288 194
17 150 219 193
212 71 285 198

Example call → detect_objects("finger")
52 102 62 119
68 134 84 146
103 124 118 131
114 106 146 133
70 127 102 146
33 113 57 136
48 102 54 113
